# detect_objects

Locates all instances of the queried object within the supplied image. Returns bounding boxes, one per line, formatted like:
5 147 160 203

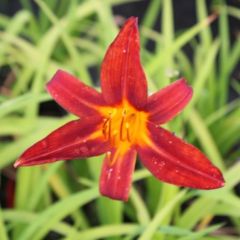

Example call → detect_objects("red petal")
14 117 109 167
137 123 224 189
146 79 193 124
100 17 147 109
100 148 137 201
47 70 106 117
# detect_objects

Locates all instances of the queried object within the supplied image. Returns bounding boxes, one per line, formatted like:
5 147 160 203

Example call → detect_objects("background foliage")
0 0 240 239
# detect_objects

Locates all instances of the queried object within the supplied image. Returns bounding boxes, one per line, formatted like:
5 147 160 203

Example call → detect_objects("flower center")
102 109 136 145
100 102 148 148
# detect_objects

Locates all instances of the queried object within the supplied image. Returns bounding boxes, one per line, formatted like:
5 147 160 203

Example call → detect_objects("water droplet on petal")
107 168 113 180
80 146 88 153
42 141 47 147
159 161 165 167
75 137 82 142
74 149 80 154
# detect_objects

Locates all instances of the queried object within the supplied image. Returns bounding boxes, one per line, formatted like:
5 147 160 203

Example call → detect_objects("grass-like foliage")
0 0 240 239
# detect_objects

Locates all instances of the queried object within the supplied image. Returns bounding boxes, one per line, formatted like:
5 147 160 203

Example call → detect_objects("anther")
122 108 127 115
127 127 131 142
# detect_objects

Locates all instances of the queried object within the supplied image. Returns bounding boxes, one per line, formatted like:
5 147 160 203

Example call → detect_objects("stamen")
120 115 126 141
108 118 112 141
126 113 137 142
102 118 109 139
126 125 131 142
102 119 107 138
102 117 112 141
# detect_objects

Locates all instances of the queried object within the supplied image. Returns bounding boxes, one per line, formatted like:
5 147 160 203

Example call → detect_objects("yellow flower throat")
100 101 148 150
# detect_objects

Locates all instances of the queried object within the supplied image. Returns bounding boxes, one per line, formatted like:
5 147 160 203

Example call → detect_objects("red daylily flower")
14 17 224 201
